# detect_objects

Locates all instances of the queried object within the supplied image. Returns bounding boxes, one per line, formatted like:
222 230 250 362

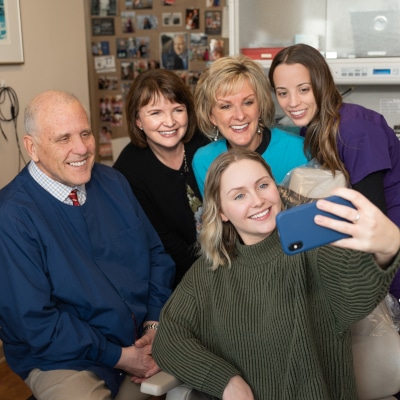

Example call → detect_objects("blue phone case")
276 195 355 255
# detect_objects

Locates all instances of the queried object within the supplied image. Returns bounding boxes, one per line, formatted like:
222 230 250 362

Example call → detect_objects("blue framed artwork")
0 0 24 64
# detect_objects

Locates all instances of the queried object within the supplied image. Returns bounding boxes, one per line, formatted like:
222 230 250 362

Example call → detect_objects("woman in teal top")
193 54 308 196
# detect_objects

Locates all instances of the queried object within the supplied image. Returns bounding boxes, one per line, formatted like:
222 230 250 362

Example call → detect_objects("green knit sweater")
153 230 400 400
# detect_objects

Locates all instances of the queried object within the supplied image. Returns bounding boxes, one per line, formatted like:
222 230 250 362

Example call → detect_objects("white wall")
0 0 90 188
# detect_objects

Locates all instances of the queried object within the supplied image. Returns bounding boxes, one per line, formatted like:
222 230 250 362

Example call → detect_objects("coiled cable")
0 85 27 168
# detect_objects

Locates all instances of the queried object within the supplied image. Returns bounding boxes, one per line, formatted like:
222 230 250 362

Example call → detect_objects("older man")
0 90 175 400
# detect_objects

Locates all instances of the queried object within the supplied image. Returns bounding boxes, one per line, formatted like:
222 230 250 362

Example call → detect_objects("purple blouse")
302 103 400 298
336 103 400 226
301 102 400 226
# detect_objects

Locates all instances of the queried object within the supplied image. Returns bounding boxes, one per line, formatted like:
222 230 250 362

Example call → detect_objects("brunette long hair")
269 44 349 183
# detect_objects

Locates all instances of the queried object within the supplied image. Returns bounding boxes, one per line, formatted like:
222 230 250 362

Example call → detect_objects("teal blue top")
192 127 308 196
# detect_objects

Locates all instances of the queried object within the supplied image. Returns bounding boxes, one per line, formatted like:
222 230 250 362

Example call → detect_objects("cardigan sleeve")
153 273 240 398
115 171 176 322
138 196 177 321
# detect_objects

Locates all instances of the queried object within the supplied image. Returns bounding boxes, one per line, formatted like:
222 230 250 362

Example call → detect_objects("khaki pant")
25 368 152 400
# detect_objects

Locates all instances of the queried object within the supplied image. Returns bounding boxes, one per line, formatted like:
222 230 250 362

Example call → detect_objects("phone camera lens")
289 241 303 251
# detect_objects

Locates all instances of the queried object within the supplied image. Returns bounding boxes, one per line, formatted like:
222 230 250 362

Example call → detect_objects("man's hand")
134 326 157 348
114 343 160 383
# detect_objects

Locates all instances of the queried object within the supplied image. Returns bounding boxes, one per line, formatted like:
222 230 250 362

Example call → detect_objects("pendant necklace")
183 147 189 173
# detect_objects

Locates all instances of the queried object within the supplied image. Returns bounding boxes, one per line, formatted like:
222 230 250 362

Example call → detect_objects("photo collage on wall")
89 0 227 163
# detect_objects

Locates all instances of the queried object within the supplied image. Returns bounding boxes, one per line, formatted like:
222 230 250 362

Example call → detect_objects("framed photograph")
98 75 118 90
91 40 110 56
190 33 208 61
94 55 117 73
132 0 153 9
137 14 158 30
0 0 24 64
91 0 118 16
121 11 136 33
209 38 225 60
205 10 222 35
121 61 134 80
185 9 199 30
162 12 182 27
116 37 140 59
136 36 150 58
160 32 189 71
92 18 115 36
206 0 220 6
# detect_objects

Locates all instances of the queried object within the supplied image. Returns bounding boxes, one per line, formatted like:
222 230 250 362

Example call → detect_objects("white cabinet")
228 0 400 85
228 0 326 56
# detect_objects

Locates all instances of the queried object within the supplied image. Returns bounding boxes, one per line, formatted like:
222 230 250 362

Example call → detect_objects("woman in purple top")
269 43 400 298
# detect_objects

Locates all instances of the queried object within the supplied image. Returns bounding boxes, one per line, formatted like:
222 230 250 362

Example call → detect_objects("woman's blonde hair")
195 55 275 141
199 148 274 270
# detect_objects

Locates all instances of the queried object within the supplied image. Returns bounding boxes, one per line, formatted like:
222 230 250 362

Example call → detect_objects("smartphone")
276 195 356 255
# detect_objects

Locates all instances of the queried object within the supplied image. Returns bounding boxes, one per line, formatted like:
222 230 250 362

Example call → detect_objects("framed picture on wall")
132 0 153 9
0 0 24 64
162 12 182 27
137 14 158 30
160 32 189 70
91 0 118 16
205 10 222 35
92 18 115 36
121 11 135 33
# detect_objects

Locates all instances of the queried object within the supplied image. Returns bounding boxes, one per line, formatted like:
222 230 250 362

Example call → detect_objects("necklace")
183 147 189 173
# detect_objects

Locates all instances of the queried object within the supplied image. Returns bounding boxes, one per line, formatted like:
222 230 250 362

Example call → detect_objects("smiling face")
24 97 95 187
272 63 318 127
219 158 281 245
136 94 188 151
210 79 261 150
173 35 186 55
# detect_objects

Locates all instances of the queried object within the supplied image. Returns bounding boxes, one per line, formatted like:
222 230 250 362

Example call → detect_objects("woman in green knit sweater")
153 149 400 400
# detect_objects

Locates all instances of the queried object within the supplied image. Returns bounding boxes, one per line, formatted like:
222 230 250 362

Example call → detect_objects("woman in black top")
114 69 209 287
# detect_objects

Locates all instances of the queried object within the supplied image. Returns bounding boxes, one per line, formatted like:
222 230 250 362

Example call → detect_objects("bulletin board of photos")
87 0 228 164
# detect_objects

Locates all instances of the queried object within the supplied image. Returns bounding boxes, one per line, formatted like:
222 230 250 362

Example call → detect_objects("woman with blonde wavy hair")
198 149 275 270
153 148 400 400
192 54 308 196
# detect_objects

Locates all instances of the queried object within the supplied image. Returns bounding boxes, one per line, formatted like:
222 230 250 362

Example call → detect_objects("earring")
214 126 219 142
257 126 261 134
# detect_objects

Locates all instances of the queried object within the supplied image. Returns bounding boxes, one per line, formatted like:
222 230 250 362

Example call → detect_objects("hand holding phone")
276 195 356 255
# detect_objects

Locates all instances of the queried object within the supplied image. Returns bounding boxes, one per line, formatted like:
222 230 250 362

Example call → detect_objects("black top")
114 130 210 287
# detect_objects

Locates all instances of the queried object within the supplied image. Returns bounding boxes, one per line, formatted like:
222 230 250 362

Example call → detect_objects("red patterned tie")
68 189 80 206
